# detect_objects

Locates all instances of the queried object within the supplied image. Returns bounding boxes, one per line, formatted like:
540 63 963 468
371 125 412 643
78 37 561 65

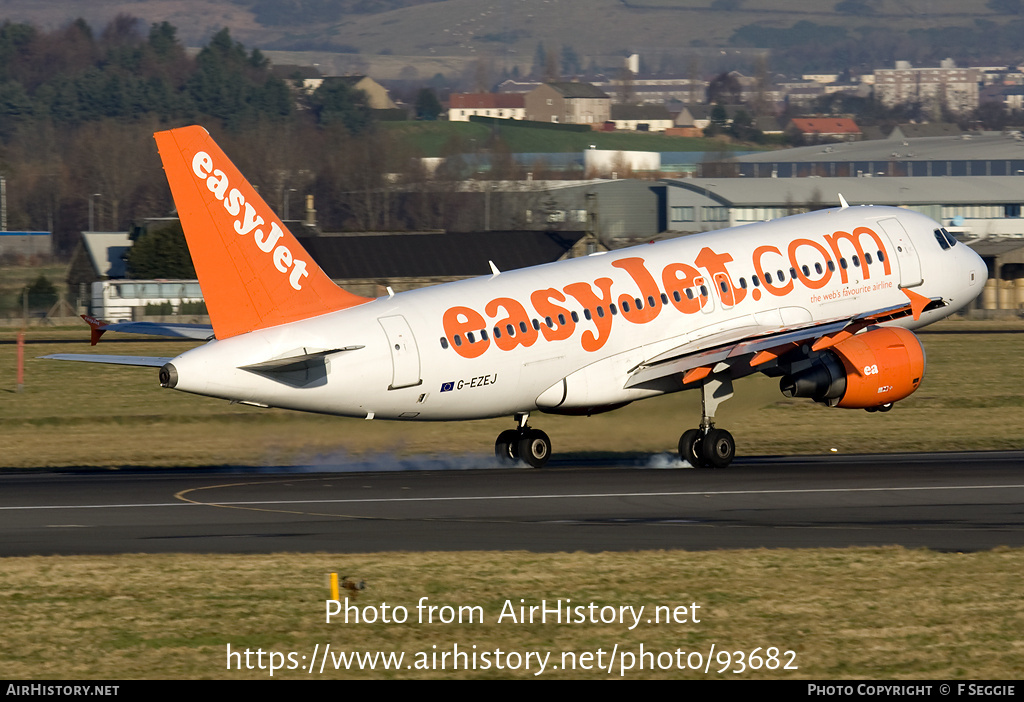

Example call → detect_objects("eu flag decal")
440 381 455 392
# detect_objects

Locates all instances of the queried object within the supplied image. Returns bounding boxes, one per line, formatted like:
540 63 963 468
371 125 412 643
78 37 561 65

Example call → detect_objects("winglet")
153 126 372 339
82 314 108 346
901 287 931 321
838 193 849 209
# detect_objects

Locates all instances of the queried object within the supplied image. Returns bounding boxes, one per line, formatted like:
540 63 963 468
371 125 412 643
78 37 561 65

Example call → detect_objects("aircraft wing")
625 290 945 390
89 321 213 340
77 315 213 345
39 354 172 367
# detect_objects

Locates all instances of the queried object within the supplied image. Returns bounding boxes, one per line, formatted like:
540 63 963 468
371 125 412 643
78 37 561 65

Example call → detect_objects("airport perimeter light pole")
89 192 102 232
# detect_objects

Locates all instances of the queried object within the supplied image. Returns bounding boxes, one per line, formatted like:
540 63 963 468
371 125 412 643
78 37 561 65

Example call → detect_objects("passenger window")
440 337 449 349
481 329 488 341
622 300 631 313
610 303 618 315
467 332 475 343
454 335 463 347
815 262 823 274
852 255 860 267
558 313 566 325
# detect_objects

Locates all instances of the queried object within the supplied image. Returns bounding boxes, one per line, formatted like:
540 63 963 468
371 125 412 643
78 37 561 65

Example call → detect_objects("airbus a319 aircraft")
48 126 987 468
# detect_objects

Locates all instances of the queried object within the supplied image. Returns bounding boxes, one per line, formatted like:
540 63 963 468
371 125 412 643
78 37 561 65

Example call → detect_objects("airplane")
45 125 987 469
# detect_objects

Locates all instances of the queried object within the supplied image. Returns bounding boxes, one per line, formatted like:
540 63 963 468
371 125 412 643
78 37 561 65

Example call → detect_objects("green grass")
379 120 751 159
2 318 1023 469
3 321 1023 679
0 548 1022 679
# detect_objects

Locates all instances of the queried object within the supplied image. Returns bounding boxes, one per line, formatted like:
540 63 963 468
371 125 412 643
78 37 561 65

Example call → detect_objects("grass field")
378 120 751 159
1 548 1023 679
3 319 1022 469
2 321 1023 679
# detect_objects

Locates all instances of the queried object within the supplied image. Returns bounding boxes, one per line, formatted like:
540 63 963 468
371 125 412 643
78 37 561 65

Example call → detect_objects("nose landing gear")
495 412 551 468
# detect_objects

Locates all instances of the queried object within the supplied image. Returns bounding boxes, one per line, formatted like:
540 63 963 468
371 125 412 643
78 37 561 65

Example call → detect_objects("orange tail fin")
154 126 371 339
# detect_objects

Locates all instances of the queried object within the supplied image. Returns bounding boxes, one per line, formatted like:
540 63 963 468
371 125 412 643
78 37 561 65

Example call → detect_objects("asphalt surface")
1 450 1023 555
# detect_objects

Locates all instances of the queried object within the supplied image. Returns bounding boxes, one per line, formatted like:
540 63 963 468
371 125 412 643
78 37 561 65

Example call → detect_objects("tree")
18 275 58 313
310 80 372 133
415 88 442 120
124 222 196 279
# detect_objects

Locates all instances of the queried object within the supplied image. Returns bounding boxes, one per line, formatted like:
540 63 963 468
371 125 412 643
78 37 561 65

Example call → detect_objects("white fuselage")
166 206 985 420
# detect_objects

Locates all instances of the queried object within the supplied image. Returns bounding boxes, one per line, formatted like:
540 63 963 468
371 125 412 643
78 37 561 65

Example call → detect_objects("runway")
1 450 1022 555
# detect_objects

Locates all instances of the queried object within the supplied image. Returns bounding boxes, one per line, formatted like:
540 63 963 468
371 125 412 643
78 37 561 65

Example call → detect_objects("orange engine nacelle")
780 327 926 409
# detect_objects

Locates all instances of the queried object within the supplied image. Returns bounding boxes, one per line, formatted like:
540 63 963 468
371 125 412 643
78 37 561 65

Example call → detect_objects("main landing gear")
495 412 551 468
678 376 736 469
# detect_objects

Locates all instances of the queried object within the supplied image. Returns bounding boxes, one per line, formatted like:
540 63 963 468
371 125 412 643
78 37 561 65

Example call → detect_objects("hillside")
1 0 1018 79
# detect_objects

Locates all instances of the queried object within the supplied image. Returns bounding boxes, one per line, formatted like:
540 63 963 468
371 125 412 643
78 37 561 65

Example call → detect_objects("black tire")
702 428 735 469
678 429 703 468
517 429 551 468
495 429 519 464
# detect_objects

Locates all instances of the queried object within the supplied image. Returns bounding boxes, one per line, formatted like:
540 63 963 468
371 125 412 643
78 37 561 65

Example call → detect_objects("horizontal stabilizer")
40 354 172 367
239 346 363 388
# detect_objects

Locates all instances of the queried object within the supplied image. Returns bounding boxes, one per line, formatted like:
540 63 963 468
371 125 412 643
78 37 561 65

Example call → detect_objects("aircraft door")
877 217 923 288
694 275 714 314
378 315 422 389
713 272 735 309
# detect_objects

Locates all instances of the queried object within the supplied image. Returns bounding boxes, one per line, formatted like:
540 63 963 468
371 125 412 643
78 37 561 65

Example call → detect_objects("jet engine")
779 327 925 409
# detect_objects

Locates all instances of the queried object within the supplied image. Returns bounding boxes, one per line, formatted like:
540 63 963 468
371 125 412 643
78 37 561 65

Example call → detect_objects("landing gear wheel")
517 429 551 468
495 429 519 465
678 429 704 468
701 428 735 469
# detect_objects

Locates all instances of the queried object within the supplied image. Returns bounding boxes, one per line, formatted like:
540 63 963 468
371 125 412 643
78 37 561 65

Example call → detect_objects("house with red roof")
787 117 862 143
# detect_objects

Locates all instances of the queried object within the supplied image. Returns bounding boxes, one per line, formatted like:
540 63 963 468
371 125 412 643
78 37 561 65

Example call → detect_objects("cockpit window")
934 227 957 250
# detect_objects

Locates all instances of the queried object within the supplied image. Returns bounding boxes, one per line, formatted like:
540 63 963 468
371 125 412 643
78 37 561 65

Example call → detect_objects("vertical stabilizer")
154 125 371 339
